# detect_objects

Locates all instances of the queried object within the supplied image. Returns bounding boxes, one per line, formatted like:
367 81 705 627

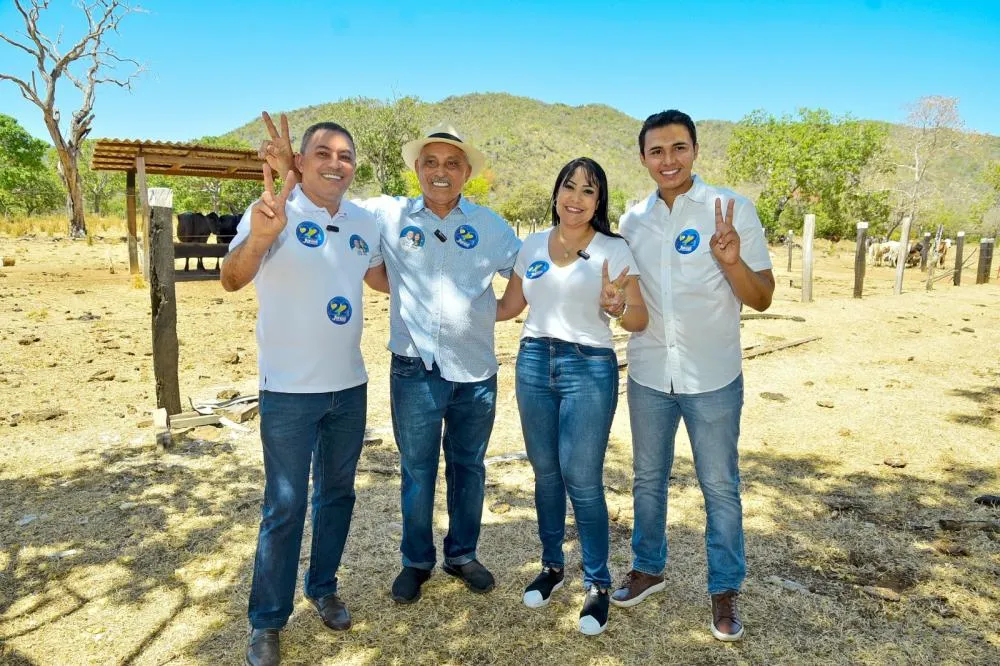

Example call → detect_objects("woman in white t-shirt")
496 157 647 635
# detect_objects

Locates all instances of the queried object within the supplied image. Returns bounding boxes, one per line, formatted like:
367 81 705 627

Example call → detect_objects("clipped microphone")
434 229 447 242
577 250 591 260
325 224 340 233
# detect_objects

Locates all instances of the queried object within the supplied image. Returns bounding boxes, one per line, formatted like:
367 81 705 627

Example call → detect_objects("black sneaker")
578 586 610 636
391 566 431 604
441 559 496 593
522 567 565 608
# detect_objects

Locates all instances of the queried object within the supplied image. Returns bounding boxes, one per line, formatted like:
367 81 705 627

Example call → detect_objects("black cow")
176 212 210 270
205 213 241 270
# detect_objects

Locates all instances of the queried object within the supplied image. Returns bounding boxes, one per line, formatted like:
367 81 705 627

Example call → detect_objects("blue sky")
1 0 998 143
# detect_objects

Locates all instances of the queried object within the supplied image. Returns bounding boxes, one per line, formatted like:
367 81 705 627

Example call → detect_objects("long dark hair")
550 157 619 238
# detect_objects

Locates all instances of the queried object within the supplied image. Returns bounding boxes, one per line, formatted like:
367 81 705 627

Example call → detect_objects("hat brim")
401 137 486 179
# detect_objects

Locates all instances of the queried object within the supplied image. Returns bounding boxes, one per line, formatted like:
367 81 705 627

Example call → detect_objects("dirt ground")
0 234 998 665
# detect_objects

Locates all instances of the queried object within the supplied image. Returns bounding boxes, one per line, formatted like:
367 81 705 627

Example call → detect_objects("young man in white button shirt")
611 110 775 642
259 118 521 605
222 122 389 666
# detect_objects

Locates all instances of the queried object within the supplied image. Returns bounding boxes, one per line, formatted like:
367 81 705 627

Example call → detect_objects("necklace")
556 228 594 259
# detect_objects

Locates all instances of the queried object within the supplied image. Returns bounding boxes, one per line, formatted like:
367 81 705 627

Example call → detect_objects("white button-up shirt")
231 185 383 393
359 195 521 383
620 176 772 394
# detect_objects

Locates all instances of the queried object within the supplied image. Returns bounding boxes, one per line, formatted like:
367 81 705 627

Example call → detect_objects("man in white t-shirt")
611 110 775 642
221 121 389 666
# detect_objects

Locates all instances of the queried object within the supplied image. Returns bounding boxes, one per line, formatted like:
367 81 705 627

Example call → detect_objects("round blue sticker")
399 225 425 251
525 260 549 280
296 221 325 248
349 234 369 255
455 225 479 249
326 296 352 325
675 229 701 254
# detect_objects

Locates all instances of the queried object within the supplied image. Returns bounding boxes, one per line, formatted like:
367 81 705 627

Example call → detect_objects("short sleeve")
608 238 640 278
496 222 522 279
513 233 531 278
367 227 384 268
734 199 772 272
228 203 255 252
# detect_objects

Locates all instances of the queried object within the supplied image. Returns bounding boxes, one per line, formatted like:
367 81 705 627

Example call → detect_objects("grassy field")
0 227 998 665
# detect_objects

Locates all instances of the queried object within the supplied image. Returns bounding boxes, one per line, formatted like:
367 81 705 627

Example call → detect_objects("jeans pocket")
572 343 615 360
390 354 424 378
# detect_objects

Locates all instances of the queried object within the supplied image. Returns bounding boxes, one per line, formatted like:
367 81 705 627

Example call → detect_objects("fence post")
977 238 995 284
786 230 794 272
148 187 182 418
893 216 912 295
925 225 944 291
853 222 868 298
953 231 965 286
920 231 931 271
516 219 521 237
801 214 815 303
126 171 139 274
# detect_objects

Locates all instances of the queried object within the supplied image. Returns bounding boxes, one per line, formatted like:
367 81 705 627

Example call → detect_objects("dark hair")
639 110 697 155
550 157 619 238
300 121 355 153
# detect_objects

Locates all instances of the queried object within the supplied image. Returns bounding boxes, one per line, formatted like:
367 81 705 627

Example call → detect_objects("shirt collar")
288 184 347 219
408 194 471 219
644 174 708 212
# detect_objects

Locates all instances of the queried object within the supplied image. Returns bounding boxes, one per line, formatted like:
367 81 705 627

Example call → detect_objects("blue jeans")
627 375 745 595
516 337 618 589
389 354 497 569
248 385 366 629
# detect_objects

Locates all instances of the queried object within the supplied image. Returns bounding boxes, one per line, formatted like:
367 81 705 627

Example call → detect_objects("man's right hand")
250 163 297 246
259 111 296 176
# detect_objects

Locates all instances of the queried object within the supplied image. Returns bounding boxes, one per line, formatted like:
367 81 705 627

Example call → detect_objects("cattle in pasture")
205 214 241 270
176 212 211 270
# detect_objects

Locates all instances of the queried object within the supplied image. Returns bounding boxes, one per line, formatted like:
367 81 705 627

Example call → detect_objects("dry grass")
0 236 998 665
0 215 129 239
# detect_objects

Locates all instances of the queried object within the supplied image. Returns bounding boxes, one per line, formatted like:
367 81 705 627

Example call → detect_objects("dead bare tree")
0 0 143 236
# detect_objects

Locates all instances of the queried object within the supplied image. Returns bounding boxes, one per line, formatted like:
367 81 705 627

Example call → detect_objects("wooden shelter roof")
91 139 266 180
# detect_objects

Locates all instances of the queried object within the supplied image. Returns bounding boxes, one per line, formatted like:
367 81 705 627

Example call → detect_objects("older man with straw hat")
260 116 521 605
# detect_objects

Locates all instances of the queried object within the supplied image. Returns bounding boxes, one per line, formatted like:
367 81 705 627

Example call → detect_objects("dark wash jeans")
389 354 497 569
515 337 618 589
247 385 366 629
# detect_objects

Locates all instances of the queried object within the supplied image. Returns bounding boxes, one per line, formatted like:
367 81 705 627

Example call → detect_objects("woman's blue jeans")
515 337 618 589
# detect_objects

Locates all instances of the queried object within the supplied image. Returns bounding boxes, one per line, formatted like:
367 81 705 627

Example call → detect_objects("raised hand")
258 111 295 176
250 163 297 245
600 259 630 316
710 198 741 266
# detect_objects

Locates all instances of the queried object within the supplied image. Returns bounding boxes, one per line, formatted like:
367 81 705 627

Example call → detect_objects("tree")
0 0 143 236
498 182 551 224
0 112 63 216
726 108 887 238
77 139 123 215
346 96 419 196
609 189 628 227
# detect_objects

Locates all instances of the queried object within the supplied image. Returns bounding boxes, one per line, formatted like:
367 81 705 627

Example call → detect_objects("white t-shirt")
514 228 639 349
620 176 772 394
229 185 383 393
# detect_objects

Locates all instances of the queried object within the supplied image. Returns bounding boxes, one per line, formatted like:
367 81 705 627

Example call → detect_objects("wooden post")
853 222 868 298
136 156 151 281
126 170 138 274
953 231 965 286
977 238 995 284
920 231 931 271
925 225 944 290
893 216 912 295
148 187 182 417
801 214 815 303
786 230 794 272
516 219 521 237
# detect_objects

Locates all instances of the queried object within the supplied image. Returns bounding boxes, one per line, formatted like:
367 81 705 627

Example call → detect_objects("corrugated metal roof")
91 138 269 180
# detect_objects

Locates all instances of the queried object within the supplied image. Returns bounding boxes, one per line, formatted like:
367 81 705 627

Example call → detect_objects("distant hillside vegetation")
225 93 1000 216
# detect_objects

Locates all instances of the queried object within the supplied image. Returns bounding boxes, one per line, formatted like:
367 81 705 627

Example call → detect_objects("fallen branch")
743 336 822 360
741 313 806 322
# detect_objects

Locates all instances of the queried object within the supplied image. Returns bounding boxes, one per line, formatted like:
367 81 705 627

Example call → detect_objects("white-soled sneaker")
578 586 610 636
522 566 564 608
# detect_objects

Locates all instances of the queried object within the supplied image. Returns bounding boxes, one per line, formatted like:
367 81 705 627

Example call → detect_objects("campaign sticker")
296 221 325 248
525 260 549 280
455 225 479 249
326 296 352 325
399 226 425 251
349 234 369 255
675 229 700 254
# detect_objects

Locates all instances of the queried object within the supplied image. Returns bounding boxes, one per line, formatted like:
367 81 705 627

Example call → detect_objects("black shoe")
578 587 610 636
522 567 565 608
442 559 496 594
307 593 351 631
245 628 279 666
392 566 432 604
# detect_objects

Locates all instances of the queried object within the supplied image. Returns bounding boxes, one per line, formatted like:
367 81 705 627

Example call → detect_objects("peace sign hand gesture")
600 259 630 317
250 163 297 246
709 198 741 266
258 111 295 176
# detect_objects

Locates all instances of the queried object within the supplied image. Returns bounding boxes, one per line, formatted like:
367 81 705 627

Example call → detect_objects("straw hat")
401 122 486 178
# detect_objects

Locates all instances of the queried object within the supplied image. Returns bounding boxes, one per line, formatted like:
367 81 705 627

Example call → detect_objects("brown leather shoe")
308 593 352 631
609 569 666 607
245 628 279 666
711 590 744 641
